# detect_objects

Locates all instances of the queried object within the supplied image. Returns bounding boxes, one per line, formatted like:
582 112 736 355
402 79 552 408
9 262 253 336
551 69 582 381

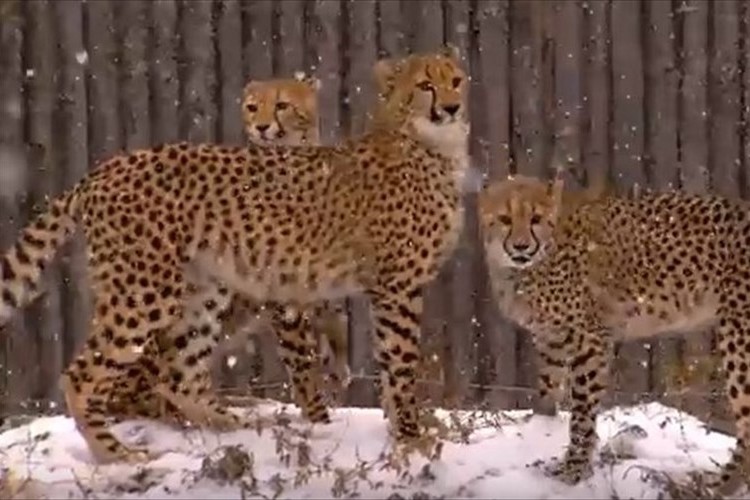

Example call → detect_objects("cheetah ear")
441 43 461 61
294 71 322 91
373 57 401 96
477 181 503 218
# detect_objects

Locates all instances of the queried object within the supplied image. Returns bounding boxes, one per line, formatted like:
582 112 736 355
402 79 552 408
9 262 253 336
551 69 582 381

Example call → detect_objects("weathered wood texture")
0 1 743 422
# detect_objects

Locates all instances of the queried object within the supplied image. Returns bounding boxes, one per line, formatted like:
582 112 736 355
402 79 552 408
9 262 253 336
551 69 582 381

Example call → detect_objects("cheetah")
478 174 750 495
0 45 469 464
218 71 352 409
107 73 351 428
240 71 321 147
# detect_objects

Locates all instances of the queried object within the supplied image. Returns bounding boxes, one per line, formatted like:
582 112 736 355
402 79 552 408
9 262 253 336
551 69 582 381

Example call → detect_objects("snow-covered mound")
0 401 746 499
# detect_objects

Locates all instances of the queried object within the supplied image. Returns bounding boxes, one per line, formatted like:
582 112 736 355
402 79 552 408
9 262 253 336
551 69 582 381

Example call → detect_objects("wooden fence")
0 0 747 428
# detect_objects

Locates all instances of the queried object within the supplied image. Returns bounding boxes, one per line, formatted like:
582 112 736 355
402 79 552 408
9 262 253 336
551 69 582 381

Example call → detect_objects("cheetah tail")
0 189 80 326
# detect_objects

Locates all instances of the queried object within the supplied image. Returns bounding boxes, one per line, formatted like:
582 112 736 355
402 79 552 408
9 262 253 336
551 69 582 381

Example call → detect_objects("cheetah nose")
443 104 460 116
512 242 530 253
256 124 270 132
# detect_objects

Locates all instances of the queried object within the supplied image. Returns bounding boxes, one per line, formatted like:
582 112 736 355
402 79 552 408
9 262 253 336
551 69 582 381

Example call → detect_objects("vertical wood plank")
85 0 122 162
473 0 515 409
709 0 741 198
644 0 681 402
444 0 478 408
276 0 307 76
344 0 378 407
179 0 215 142
444 1 471 53
150 0 179 145
243 0 273 80
509 0 548 178
0 0 28 412
311 0 343 146
216 0 244 145
645 0 680 192
53 0 92 389
610 0 650 402
23 0 63 408
582 0 610 187
118 0 151 149
377 0 406 57
409 0 443 52
679 0 710 194
552 0 583 184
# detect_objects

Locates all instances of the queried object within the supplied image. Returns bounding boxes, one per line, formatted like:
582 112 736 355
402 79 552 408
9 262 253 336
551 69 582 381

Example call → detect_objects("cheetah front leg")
532 333 572 417
699 302 750 496
544 323 611 484
153 278 247 431
368 287 423 442
271 303 332 424
310 300 352 400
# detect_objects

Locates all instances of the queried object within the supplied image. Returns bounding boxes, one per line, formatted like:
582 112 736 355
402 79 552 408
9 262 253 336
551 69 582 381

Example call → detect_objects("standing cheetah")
110 73 353 428
478 174 750 495
219 71 352 413
0 45 469 463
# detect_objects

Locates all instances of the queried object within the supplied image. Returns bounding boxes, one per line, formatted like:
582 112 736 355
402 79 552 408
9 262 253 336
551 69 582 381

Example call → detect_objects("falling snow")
75 50 89 65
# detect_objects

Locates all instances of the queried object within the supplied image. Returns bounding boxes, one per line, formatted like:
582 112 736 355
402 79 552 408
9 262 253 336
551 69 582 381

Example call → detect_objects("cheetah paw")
205 412 247 432
393 432 443 462
540 456 592 485
121 446 161 464
683 470 746 498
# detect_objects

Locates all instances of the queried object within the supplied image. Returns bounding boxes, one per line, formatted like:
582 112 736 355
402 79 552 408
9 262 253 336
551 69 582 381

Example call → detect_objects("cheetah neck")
408 117 470 189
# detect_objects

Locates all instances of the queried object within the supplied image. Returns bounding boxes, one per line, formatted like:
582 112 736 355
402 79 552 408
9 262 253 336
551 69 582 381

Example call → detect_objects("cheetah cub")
479 174 750 496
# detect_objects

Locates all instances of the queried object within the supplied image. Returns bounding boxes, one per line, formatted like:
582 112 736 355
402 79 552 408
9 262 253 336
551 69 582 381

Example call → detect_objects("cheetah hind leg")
694 306 750 497
542 325 611 485
153 279 257 432
106 362 187 429
60 365 157 464
271 303 332 424
311 301 352 403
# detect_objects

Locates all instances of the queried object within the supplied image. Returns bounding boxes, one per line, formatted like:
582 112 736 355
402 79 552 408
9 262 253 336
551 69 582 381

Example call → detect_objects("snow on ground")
0 401 748 499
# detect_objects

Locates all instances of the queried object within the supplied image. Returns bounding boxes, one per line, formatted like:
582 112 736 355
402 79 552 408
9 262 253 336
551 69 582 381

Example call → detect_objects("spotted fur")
479 175 750 496
0 46 469 464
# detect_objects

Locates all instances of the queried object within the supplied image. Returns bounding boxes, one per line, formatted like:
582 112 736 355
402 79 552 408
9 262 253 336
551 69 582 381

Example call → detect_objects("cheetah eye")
245 103 258 113
452 76 462 88
498 215 512 226
530 214 542 225
416 80 433 92
276 101 289 111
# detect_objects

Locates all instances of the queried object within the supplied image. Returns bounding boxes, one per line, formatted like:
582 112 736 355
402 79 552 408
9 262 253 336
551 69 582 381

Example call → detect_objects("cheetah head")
242 72 321 146
478 175 564 269
372 46 469 150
